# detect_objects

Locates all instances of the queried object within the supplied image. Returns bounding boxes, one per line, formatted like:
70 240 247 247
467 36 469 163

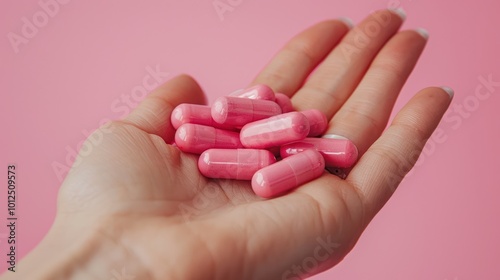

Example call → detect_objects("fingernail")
440 86 454 99
322 134 348 140
338 17 354 29
415 28 429 40
389 7 406 21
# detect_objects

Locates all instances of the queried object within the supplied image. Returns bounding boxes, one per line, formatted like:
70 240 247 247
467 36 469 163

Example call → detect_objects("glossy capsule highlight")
240 112 310 149
252 149 325 198
175 123 243 154
211 96 282 127
171 104 235 130
198 149 276 180
280 137 358 168
228 84 276 101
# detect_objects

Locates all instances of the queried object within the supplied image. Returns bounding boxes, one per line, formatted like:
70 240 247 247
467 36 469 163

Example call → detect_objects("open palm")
14 9 452 280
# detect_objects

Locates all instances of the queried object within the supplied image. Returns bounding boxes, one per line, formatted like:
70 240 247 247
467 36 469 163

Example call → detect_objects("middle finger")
291 9 406 118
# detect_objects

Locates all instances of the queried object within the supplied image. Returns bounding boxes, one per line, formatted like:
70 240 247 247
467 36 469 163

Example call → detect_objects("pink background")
2 0 499 279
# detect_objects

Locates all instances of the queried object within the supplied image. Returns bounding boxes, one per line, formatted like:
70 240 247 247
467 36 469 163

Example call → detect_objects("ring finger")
324 29 428 157
291 9 406 118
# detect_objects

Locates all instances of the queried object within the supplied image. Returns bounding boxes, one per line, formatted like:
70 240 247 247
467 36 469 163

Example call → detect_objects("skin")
1 10 453 280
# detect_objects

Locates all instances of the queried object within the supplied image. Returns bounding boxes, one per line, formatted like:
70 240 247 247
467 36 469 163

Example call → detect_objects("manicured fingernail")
322 134 348 140
415 28 429 40
441 86 454 99
389 7 406 21
338 17 354 29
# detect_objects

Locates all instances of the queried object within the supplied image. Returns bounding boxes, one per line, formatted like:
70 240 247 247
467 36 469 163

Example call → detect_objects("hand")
4 9 452 280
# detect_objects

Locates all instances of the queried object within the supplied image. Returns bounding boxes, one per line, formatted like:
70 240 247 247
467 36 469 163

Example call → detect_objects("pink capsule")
175 123 243 154
240 112 310 148
280 137 358 168
275 93 294 113
198 149 276 180
252 149 325 198
171 104 235 130
228 84 275 101
211 96 282 126
300 109 328 136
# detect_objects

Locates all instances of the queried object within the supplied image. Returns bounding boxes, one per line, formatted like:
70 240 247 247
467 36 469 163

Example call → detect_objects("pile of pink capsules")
171 85 358 198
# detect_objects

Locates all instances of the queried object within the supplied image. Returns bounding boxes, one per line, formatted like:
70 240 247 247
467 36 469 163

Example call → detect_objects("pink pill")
280 137 358 168
300 109 328 136
275 93 294 113
175 123 243 154
198 149 276 180
252 149 325 198
240 112 310 148
211 96 282 126
228 84 275 101
171 104 235 130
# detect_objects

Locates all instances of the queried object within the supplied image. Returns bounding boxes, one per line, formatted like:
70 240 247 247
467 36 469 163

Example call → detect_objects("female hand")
4 9 452 280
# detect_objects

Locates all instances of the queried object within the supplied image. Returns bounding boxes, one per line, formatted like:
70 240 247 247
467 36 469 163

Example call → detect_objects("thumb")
125 74 207 143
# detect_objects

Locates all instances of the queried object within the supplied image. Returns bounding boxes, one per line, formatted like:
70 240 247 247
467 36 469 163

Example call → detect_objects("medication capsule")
252 149 325 198
300 109 328 136
175 123 243 154
211 96 282 126
274 93 294 113
228 84 276 101
198 149 276 180
171 104 235 130
280 137 358 168
240 112 310 148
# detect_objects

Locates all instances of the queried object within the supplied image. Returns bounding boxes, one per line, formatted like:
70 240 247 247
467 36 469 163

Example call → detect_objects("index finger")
250 19 351 95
